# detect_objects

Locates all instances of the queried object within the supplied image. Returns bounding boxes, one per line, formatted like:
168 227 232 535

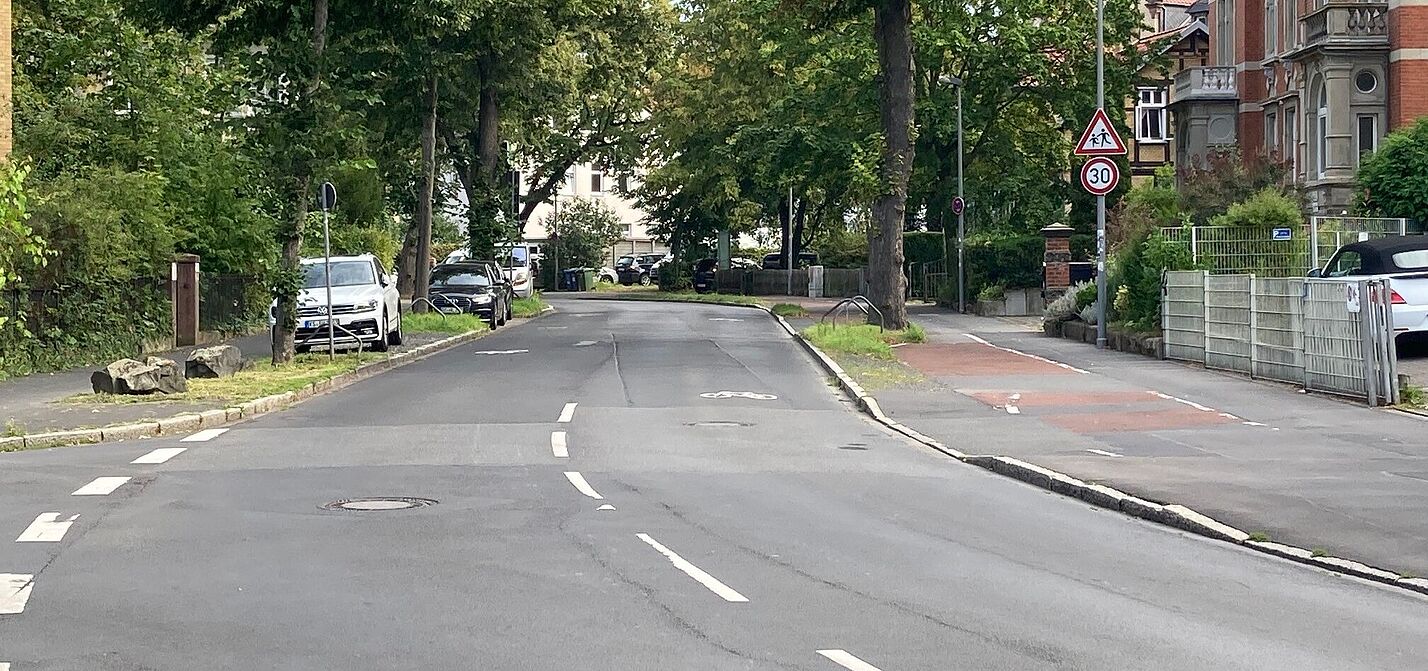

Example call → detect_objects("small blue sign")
1272 228 1293 241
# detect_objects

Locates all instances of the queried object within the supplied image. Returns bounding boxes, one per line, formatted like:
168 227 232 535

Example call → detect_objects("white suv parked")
270 254 403 352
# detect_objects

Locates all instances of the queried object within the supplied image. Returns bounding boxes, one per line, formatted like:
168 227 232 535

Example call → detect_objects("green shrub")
1116 226 1199 331
1075 281 1098 310
1357 117 1428 226
977 284 1005 302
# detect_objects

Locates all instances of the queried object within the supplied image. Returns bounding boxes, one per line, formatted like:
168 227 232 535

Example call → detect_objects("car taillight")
1391 290 1407 305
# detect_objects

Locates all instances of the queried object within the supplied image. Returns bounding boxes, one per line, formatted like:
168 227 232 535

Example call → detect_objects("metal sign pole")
956 83 966 314
786 187 794 296
318 182 338 362
1095 0 1108 349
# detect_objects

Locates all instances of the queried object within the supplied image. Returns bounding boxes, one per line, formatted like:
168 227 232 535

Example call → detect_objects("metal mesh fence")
199 275 268 332
1161 217 1417 277
1309 216 1418 270
1302 279 1368 397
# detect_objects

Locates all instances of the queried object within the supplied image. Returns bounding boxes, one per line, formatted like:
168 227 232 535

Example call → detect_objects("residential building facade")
1127 0 1211 184
1169 0 1428 212
520 164 667 264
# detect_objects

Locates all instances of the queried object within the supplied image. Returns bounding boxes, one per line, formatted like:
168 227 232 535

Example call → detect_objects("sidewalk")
1 333 274 435
828 305 1428 578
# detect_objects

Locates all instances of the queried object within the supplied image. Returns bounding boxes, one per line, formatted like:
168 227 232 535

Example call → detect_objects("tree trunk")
413 75 439 313
467 55 504 259
791 198 808 260
397 219 418 298
271 0 330 364
867 0 914 329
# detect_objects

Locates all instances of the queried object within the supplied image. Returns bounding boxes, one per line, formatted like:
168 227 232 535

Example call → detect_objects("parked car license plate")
304 319 331 329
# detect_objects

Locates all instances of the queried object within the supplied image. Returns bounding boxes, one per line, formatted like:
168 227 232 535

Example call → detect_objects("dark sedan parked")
616 253 669 285
428 261 513 329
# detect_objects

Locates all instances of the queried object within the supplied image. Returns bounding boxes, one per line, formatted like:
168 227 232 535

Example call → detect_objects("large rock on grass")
90 357 188 395
185 345 243 379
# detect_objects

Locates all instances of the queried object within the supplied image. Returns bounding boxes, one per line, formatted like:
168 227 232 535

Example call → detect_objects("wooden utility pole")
1 0 13 161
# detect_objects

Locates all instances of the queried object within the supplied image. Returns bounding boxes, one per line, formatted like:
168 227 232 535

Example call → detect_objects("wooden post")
0 0 11 161
174 254 200 346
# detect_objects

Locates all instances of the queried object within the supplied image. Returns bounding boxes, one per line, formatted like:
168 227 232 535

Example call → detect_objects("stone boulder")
185 345 243 379
90 357 188 395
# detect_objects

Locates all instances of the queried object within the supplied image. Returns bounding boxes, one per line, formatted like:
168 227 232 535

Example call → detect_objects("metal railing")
821 295 885 332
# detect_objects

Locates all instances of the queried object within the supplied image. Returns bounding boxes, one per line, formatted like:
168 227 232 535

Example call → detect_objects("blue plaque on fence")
1272 228 1292 241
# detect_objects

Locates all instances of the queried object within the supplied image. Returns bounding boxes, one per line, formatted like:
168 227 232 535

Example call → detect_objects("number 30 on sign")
1080 156 1120 196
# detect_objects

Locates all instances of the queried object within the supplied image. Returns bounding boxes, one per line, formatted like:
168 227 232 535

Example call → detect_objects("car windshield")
303 261 376 288
430 267 493 287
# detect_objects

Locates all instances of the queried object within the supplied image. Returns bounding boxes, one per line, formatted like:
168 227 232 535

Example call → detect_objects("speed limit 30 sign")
1080 156 1120 196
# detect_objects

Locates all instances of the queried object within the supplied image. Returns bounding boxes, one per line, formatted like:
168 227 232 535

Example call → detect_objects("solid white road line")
71 476 131 496
181 428 229 442
563 472 605 500
0 574 35 614
558 402 578 423
551 431 569 458
131 447 187 465
816 649 884 671
15 513 79 543
963 334 1092 374
574 340 598 347
1086 448 1122 458
636 533 749 603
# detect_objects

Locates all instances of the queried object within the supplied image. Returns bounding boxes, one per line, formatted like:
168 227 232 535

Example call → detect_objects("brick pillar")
173 254 200 347
1041 223 1074 301
1388 2 1428 129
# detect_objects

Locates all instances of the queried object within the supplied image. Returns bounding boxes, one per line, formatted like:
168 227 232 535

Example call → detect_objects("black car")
693 258 719 294
761 252 820 270
616 253 669 285
428 261 512 329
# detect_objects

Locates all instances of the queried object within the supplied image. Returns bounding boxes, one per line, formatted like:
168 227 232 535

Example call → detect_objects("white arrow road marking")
132 447 187 464
597 504 617 511
181 428 229 442
817 650 883 671
636 533 748 603
0 574 35 614
557 402 578 423
574 340 598 347
700 391 778 400
1086 449 1122 458
1006 393 1022 415
474 349 529 356
563 472 604 500
16 513 79 543
71 477 130 496
551 431 569 458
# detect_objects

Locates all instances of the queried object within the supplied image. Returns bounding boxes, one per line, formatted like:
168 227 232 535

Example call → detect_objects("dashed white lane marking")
563 472 605 500
474 349 529 355
1242 421 1267 427
71 477 131 496
963 334 1091 374
131 447 187 464
181 428 229 442
597 504 617 511
0 574 35 614
889 342 909 348
2 661 11 670
551 431 569 458
709 317 745 322
558 402 578 423
574 340 598 347
816 649 884 671
1006 393 1022 415
1149 391 1216 413
636 533 749 603
16 513 79 543
1086 448 1122 458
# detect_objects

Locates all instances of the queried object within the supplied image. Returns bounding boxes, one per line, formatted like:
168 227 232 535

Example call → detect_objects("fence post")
1399 218 1408 237
1309 217 1319 271
1190 225 1200 265
1248 274 1258 379
173 254 200 347
1201 270 1210 364
1359 279 1380 406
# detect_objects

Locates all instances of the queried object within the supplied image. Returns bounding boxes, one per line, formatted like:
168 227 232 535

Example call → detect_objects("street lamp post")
938 74 966 313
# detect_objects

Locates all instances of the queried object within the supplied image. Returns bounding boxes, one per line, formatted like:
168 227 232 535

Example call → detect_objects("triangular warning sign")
1074 108 1128 156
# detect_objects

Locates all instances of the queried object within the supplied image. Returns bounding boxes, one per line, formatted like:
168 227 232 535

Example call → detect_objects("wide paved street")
2 299 1426 670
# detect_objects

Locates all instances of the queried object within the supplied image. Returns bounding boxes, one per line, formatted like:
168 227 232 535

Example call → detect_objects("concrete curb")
767 308 1428 597
7 311 551 451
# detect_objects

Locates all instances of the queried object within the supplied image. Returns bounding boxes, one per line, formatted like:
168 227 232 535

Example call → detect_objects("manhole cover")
321 497 438 511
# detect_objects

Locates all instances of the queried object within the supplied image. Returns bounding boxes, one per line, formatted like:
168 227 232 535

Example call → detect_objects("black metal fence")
199 274 268 332
1 278 172 375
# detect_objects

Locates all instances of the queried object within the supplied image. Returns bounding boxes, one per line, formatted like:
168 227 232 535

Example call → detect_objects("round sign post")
319 182 338 361
951 196 965 216
1080 157 1120 197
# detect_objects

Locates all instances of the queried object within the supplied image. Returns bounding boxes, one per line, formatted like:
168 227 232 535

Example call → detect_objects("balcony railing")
1171 67 1238 105
1299 0 1387 47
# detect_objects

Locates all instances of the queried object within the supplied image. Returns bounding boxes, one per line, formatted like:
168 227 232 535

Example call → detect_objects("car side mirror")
1307 268 1323 278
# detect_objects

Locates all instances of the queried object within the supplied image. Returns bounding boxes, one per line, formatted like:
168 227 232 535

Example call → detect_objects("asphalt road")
1 298 1425 670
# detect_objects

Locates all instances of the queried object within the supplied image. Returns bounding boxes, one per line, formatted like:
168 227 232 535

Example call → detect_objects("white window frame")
1135 88 1169 143
1316 85 1329 178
